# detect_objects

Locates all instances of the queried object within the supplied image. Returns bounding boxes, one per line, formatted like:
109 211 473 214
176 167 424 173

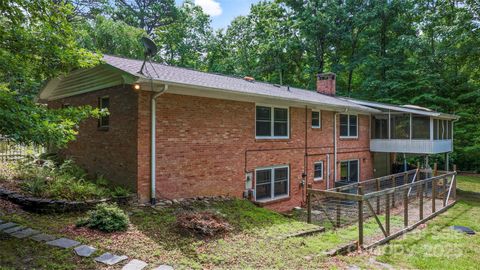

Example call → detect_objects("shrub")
20 177 47 197
76 203 129 232
57 159 87 179
0 162 18 181
176 211 232 237
111 186 131 198
46 175 106 200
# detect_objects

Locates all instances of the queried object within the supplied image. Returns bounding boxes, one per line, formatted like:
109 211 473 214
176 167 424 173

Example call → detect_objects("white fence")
0 136 45 162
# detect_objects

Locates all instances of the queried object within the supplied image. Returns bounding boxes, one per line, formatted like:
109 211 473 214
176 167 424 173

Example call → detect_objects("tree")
0 0 101 146
76 15 147 59
111 0 177 34
154 0 214 70
0 0 100 96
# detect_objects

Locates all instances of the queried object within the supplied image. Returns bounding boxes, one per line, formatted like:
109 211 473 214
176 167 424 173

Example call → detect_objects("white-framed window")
340 114 358 138
314 161 324 180
255 165 289 201
255 105 289 139
98 96 110 129
312 111 321 128
339 160 359 182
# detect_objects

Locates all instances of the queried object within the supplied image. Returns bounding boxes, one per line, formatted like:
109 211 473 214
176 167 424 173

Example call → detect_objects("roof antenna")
139 37 158 75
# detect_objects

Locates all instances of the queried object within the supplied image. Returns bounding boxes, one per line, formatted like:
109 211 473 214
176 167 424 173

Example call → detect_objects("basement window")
340 160 359 183
98 96 110 130
255 105 289 139
340 114 358 138
312 111 321 128
314 161 324 180
255 165 289 201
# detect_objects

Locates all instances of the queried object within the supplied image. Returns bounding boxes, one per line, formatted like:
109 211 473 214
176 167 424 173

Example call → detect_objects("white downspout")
326 154 330 189
151 84 168 205
333 112 338 183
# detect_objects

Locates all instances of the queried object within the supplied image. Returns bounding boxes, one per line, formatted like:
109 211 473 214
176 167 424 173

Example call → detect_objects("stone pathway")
0 218 174 269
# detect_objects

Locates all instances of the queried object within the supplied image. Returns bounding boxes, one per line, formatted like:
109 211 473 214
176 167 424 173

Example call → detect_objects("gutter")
150 84 168 205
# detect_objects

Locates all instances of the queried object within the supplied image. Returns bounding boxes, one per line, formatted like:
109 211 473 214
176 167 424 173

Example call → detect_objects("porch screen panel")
371 115 388 139
447 121 452 139
390 114 410 139
412 116 430 139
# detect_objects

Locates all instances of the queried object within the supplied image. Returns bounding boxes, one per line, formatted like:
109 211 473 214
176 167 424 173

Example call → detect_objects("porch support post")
445 152 450 171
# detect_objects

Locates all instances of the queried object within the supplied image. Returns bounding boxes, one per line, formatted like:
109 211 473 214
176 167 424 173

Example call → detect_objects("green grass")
0 235 98 270
456 174 480 192
366 174 480 270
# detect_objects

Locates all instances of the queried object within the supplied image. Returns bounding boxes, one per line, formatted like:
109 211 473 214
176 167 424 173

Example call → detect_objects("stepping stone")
153 265 174 270
0 219 3 223
0 222 17 231
46 238 81 249
74 245 97 257
122 259 148 270
94 252 128 266
30 233 57 242
4 226 24 234
11 228 40 239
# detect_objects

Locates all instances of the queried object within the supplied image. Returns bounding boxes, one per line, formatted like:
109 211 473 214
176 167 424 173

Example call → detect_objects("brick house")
39 55 457 211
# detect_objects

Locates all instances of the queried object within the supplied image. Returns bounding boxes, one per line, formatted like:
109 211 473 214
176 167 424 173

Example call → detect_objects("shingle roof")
103 55 378 113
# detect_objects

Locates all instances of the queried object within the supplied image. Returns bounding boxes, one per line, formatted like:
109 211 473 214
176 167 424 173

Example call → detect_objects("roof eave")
136 77 381 114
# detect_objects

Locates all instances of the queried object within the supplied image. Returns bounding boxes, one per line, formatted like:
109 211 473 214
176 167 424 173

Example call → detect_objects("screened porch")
370 113 453 154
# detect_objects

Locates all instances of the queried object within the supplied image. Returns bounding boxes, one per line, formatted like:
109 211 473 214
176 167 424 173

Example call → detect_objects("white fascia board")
136 78 381 114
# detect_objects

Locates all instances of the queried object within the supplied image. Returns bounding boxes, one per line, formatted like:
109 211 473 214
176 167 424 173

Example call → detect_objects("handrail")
332 169 417 192
362 172 456 200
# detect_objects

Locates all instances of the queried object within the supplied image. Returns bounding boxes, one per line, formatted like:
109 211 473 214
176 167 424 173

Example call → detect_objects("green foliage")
76 203 129 232
111 186 131 198
154 0 213 70
7 158 130 200
2 0 480 171
0 84 102 148
0 0 100 96
76 15 147 59
0 162 18 181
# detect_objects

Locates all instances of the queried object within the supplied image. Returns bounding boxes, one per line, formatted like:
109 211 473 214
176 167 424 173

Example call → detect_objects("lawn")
0 174 479 269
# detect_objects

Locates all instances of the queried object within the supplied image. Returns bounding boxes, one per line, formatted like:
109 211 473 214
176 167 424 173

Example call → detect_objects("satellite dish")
141 37 158 57
139 37 158 75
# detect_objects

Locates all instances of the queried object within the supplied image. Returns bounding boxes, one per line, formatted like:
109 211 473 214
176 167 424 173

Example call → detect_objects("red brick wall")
48 86 139 191
136 92 373 212
49 86 373 212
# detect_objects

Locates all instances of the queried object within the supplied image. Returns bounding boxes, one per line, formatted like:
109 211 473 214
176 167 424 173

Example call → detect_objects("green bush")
2 158 131 200
76 203 129 232
0 162 18 181
111 186 131 198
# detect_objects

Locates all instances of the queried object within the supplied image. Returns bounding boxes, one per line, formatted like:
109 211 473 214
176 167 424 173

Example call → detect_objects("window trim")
314 161 324 181
339 113 358 139
338 159 360 182
98 96 110 130
311 110 321 129
254 165 290 202
255 104 290 139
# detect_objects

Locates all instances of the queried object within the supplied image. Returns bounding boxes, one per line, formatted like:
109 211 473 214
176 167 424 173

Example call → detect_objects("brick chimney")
316 72 336 96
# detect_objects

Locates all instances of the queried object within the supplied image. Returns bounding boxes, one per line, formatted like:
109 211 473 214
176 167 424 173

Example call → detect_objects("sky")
175 0 262 29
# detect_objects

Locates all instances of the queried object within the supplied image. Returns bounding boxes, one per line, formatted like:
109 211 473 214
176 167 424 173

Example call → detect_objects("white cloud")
194 0 222 17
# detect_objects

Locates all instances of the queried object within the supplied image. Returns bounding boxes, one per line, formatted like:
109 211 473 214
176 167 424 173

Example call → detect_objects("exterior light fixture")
133 84 141 90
